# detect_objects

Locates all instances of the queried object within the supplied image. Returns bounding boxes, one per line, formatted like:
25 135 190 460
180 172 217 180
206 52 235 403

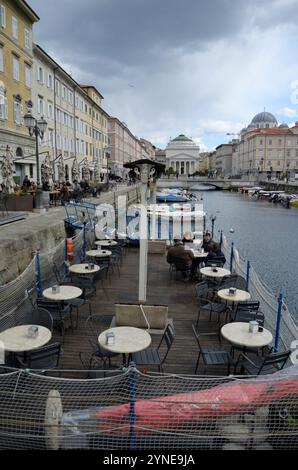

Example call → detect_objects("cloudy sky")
29 0 298 150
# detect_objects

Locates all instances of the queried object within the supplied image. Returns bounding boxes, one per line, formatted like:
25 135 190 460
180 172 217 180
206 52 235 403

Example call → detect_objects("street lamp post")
23 111 47 210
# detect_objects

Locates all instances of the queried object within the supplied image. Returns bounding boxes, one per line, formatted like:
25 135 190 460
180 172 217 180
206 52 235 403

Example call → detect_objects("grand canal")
201 189 298 321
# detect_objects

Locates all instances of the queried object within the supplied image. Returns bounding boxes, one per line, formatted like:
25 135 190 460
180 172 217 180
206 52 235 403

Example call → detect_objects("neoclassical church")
165 134 200 175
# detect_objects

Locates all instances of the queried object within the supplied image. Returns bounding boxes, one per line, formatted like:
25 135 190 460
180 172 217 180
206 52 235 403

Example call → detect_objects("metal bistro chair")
230 301 260 322
192 324 235 375
23 307 53 332
93 255 111 279
206 259 225 268
170 257 191 282
235 350 291 376
110 250 121 277
93 267 109 299
131 324 175 373
235 310 265 326
53 262 93 327
15 343 62 371
35 299 72 337
79 314 120 370
215 274 247 294
195 281 227 324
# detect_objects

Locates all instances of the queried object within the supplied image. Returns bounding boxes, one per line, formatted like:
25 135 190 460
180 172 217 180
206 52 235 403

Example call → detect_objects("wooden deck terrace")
53 246 230 376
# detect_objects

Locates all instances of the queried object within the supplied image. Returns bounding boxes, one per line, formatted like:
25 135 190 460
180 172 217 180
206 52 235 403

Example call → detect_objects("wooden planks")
53 247 230 376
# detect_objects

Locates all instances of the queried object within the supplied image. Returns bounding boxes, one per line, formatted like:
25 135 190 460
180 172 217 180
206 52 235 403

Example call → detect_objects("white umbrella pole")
138 181 148 303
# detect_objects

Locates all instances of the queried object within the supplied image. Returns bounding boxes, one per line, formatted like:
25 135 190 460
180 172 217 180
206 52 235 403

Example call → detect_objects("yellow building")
0 0 39 183
81 85 110 178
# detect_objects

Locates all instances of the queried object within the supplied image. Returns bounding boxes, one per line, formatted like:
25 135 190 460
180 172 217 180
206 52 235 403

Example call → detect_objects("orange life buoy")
67 238 73 262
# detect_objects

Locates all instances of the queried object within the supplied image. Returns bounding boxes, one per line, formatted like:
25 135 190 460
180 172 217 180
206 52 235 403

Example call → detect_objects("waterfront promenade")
0 184 140 284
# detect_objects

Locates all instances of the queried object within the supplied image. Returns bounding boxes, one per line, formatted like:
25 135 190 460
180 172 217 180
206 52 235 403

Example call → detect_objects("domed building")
249 111 278 129
232 110 298 179
165 134 200 175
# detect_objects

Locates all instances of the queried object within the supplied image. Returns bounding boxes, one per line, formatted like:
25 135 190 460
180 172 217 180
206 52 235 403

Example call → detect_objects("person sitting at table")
167 236 195 280
183 232 194 244
202 231 213 252
206 242 226 265
60 182 70 202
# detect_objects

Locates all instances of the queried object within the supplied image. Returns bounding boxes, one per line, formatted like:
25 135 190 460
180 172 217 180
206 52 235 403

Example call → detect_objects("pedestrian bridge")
158 177 257 190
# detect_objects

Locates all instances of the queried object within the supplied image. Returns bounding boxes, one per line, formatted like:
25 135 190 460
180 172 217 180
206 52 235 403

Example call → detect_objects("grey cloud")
28 0 298 148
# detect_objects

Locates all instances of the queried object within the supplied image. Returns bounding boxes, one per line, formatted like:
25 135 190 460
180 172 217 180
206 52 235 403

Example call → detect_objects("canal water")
200 190 298 321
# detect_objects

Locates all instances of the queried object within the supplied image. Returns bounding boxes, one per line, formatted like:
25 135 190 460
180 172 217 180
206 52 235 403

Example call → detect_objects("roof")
171 134 193 142
247 128 293 136
17 0 40 22
80 85 104 100
251 112 278 125
34 45 110 118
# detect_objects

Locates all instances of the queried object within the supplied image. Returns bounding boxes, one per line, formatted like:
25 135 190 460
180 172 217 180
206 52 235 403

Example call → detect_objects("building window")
48 73 53 89
0 45 3 72
47 101 53 120
278 139 282 146
25 64 31 88
55 79 60 96
0 85 7 119
259 139 263 145
76 139 80 154
0 5 6 28
68 90 73 104
56 108 61 123
37 96 44 115
29 164 34 179
14 100 22 125
287 150 291 157
48 129 54 148
277 161 281 166
62 85 66 100
63 136 68 151
24 29 30 49
57 134 61 149
268 139 272 146
11 16 18 40
38 66 44 83
12 55 19 81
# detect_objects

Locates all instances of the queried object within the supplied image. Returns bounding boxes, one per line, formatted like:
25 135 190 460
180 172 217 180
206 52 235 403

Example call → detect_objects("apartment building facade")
0 0 39 184
232 112 298 179
108 117 142 177
32 45 109 183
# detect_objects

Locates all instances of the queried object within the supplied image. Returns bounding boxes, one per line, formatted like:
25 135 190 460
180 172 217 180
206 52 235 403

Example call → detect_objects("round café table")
86 249 112 258
95 240 118 247
221 322 273 349
43 285 82 301
200 267 231 278
98 326 152 366
69 263 100 275
217 289 251 302
0 325 52 353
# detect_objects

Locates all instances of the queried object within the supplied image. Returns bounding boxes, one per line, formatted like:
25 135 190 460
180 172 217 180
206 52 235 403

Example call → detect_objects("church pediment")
166 152 198 160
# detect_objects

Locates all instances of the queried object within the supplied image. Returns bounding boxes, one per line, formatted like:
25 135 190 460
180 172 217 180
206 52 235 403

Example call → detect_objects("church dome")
171 134 193 142
279 123 289 129
251 112 278 126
